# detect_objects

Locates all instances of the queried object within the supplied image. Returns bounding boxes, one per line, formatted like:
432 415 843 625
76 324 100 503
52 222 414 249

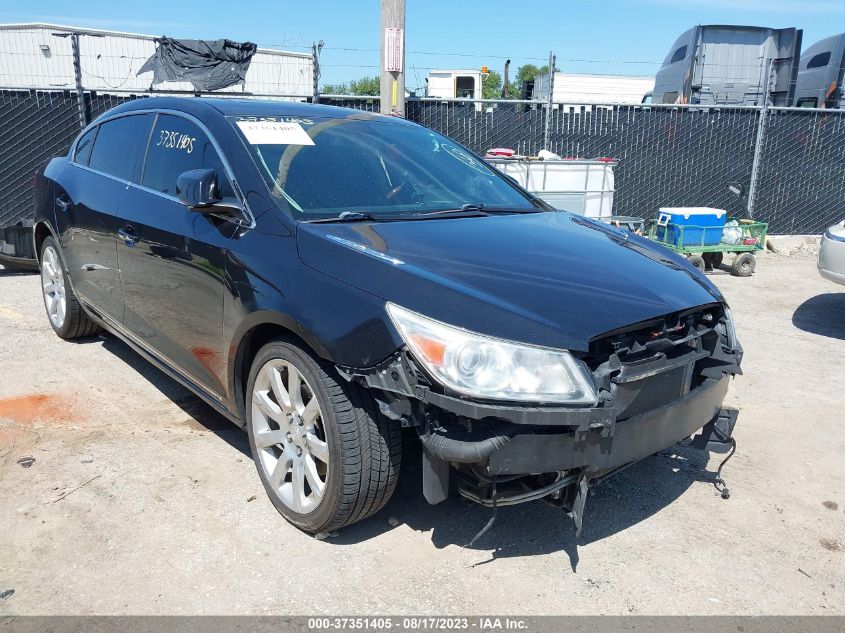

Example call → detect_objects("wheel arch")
33 221 55 263
228 311 333 426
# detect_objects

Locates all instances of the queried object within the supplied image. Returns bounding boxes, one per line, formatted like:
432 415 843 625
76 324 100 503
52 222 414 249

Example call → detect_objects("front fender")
223 241 405 417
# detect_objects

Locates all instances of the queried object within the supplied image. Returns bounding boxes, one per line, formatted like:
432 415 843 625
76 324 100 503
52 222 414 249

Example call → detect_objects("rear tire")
39 237 102 340
688 254 706 272
246 339 401 533
730 253 756 277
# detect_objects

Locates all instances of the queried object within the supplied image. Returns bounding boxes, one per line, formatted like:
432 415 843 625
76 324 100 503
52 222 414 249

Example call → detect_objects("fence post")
542 51 555 151
70 32 88 129
747 60 777 218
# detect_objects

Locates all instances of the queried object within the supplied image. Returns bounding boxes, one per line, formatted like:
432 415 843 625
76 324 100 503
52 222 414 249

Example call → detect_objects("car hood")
297 212 723 352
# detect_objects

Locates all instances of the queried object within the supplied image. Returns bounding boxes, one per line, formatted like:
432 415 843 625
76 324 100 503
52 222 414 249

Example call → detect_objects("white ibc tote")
486 155 616 220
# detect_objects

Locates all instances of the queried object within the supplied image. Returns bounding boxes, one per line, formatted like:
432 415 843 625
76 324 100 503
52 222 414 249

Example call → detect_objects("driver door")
117 112 239 398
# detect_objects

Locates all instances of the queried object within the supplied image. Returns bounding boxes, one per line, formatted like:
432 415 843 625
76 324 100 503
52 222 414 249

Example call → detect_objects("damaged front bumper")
338 304 742 533
483 372 731 476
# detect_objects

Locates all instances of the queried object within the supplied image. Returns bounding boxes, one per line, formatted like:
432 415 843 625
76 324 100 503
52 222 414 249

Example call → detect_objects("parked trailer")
0 219 37 270
425 70 483 100
653 25 802 106
794 33 845 109
532 72 654 107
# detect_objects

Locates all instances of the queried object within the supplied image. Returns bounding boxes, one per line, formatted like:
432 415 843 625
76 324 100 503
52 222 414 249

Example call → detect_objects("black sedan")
33 97 742 534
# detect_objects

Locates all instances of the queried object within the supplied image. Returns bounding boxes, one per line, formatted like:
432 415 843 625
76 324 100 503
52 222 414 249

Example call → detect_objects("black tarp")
138 37 258 91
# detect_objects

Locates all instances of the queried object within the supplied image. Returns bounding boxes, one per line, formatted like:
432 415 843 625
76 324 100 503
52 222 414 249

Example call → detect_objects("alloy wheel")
41 245 66 329
250 359 329 514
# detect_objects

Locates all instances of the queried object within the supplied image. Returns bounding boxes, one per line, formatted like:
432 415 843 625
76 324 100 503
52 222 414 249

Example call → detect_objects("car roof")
97 96 391 124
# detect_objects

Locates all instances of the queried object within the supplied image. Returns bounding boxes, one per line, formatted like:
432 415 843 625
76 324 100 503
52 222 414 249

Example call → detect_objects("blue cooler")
657 207 727 247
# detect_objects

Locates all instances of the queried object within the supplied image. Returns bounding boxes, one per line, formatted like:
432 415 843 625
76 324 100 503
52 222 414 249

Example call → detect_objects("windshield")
229 114 538 220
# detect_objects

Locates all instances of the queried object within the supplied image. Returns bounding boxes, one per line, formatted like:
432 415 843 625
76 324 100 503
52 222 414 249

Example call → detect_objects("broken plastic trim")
458 471 580 507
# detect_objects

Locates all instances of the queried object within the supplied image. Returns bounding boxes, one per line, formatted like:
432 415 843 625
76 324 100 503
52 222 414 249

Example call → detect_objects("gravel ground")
0 252 843 615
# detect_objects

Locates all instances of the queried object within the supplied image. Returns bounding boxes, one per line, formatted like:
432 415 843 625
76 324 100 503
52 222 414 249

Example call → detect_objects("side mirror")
177 169 221 208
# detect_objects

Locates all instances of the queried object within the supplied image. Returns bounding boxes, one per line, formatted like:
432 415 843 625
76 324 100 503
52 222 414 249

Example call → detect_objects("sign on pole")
384 27 403 72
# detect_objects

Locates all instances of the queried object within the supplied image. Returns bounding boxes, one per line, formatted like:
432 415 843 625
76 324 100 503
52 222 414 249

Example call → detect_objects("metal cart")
647 218 769 277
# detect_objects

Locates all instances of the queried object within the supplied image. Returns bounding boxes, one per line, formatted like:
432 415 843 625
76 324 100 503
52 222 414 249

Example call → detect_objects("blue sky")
1 0 842 90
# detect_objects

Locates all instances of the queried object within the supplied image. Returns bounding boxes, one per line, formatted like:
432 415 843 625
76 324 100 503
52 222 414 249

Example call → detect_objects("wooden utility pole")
380 0 405 116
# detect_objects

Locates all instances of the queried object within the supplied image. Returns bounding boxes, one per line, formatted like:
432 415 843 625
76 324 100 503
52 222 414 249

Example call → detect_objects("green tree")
348 76 380 95
321 82 347 95
507 64 559 98
321 75 380 96
515 64 541 85
484 66 526 99
482 70 503 99
484 64 560 99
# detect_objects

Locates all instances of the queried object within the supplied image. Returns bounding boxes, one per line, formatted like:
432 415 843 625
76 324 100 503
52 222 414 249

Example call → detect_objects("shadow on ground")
0 265 37 277
333 432 726 572
98 334 250 457
792 293 845 341
93 330 728 571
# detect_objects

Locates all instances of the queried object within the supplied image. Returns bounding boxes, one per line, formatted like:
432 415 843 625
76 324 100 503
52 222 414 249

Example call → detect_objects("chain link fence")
321 96 844 235
2 89 844 246
753 108 845 234
543 105 763 228
0 90 80 229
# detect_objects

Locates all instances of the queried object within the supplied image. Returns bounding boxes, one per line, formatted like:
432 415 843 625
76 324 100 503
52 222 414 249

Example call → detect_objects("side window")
89 114 154 182
670 45 688 64
797 98 818 108
142 114 234 199
74 126 97 166
807 52 831 70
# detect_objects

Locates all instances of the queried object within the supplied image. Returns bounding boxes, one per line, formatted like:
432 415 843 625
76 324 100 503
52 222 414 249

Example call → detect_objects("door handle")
117 226 140 247
56 194 71 212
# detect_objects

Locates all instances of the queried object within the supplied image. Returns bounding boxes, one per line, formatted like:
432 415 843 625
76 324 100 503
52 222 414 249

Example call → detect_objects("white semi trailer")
532 72 654 106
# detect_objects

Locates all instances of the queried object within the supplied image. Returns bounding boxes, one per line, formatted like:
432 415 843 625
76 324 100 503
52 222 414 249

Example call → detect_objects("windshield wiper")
458 203 543 215
306 204 542 224
306 211 380 223
414 204 541 218
413 204 490 218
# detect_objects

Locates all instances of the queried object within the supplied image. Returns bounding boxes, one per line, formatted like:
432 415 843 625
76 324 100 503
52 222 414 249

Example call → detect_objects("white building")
533 72 655 105
0 23 313 96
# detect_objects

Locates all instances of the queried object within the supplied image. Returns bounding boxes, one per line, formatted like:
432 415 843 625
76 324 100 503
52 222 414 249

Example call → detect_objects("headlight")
724 307 738 349
386 303 597 405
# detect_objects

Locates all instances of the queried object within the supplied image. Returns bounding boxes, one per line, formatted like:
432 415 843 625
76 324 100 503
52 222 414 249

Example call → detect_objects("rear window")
74 127 97 166
142 114 234 199
89 114 153 183
807 52 831 69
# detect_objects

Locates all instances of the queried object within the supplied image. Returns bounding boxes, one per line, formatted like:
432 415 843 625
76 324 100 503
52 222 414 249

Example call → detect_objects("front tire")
246 339 401 533
730 252 756 277
39 237 101 339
